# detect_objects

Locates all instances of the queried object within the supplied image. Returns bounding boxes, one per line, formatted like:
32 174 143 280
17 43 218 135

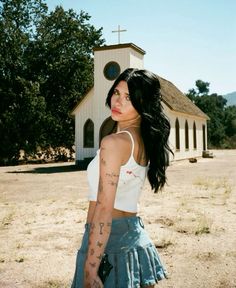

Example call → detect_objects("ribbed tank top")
87 131 148 212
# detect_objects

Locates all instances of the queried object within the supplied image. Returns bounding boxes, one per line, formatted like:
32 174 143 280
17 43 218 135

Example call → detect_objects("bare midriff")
86 201 136 223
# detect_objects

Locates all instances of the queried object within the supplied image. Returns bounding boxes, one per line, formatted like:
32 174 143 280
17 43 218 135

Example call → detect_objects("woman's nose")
115 96 122 105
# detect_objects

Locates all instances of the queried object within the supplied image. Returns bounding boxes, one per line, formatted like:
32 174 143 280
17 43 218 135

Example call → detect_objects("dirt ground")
0 150 236 288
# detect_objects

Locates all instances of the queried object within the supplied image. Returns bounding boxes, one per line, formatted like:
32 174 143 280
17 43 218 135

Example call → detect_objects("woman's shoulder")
100 132 131 154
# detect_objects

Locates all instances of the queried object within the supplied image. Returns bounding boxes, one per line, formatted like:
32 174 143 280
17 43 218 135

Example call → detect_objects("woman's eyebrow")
114 87 129 96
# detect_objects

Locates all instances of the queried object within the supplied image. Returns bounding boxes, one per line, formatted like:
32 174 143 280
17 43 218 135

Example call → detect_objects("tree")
27 6 104 147
186 80 227 147
224 105 236 137
195 80 210 95
0 1 105 164
0 0 48 164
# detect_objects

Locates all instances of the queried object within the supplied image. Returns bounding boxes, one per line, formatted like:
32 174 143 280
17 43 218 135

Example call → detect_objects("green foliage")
0 0 104 165
0 77 47 163
224 105 236 137
195 80 210 95
186 80 236 148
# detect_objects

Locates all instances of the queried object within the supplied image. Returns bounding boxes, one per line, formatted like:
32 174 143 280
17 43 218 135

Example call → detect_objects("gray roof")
158 76 209 119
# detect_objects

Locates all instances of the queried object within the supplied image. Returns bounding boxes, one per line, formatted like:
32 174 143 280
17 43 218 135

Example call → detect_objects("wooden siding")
165 104 207 161
75 88 96 160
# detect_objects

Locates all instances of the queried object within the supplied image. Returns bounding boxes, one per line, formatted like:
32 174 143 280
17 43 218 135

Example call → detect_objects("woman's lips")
111 108 122 114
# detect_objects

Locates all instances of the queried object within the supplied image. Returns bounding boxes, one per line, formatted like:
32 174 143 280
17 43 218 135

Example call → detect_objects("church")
71 43 209 167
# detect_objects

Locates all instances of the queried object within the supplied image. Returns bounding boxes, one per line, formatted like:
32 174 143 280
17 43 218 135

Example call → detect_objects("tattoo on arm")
96 241 103 247
108 180 118 187
97 254 103 260
106 172 119 178
99 222 104 234
105 172 119 187
90 223 95 235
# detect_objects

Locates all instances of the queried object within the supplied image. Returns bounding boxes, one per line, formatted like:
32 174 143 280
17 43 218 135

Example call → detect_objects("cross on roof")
112 25 127 44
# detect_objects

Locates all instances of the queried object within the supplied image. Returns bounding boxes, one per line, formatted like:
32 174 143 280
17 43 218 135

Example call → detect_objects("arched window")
175 118 180 150
185 120 189 150
193 121 197 149
83 119 94 148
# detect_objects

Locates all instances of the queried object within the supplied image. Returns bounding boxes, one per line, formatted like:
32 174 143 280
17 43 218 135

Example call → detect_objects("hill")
224 91 236 106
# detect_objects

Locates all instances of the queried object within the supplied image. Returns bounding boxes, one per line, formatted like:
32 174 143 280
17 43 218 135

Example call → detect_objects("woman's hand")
84 272 103 288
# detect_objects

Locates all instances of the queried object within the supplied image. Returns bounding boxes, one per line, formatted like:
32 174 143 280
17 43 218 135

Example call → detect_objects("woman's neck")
117 119 141 131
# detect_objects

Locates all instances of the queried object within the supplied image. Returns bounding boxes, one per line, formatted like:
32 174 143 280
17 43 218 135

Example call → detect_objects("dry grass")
193 176 232 197
1 210 15 228
35 279 68 288
194 213 212 235
0 150 236 288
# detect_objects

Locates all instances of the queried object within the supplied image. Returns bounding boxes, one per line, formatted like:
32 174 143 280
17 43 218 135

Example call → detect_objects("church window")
175 118 180 150
83 119 94 148
185 120 189 150
193 121 197 149
103 61 121 80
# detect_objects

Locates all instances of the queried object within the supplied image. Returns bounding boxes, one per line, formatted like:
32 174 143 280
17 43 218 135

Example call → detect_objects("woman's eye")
113 89 119 95
126 95 131 101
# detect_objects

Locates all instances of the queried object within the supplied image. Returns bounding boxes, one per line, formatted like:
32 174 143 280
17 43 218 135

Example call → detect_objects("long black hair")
106 68 173 193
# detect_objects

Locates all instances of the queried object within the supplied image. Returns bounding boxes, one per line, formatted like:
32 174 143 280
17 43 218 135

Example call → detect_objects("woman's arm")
84 135 122 287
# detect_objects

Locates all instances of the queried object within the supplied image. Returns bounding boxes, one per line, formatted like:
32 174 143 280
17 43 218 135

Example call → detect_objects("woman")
72 68 173 287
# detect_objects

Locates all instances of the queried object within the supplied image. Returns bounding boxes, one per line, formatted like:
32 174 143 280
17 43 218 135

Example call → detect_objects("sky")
46 0 236 95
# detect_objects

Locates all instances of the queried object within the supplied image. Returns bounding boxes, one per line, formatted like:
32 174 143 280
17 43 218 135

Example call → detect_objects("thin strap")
116 130 135 156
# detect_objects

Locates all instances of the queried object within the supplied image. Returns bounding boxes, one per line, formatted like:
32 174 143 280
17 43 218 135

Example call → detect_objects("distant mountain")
224 91 236 106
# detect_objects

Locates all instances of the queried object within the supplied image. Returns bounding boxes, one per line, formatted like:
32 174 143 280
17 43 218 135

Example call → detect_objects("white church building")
71 43 209 167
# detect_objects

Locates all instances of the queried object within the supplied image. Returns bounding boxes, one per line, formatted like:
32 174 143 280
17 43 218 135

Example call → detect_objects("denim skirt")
71 216 167 287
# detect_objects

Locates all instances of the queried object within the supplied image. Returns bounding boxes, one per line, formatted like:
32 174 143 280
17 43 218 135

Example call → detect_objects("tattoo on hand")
92 279 101 288
90 248 95 255
89 262 96 268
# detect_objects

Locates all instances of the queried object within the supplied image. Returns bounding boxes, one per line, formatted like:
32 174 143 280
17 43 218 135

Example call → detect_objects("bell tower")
93 43 146 145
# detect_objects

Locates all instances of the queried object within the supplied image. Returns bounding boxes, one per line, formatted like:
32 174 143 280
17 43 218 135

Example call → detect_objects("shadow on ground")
6 164 86 174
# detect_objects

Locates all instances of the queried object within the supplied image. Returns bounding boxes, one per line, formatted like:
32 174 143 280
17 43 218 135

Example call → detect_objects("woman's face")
110 81 139 122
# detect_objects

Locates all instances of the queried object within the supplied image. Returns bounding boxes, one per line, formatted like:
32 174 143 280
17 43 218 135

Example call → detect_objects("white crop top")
87 131 148 213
